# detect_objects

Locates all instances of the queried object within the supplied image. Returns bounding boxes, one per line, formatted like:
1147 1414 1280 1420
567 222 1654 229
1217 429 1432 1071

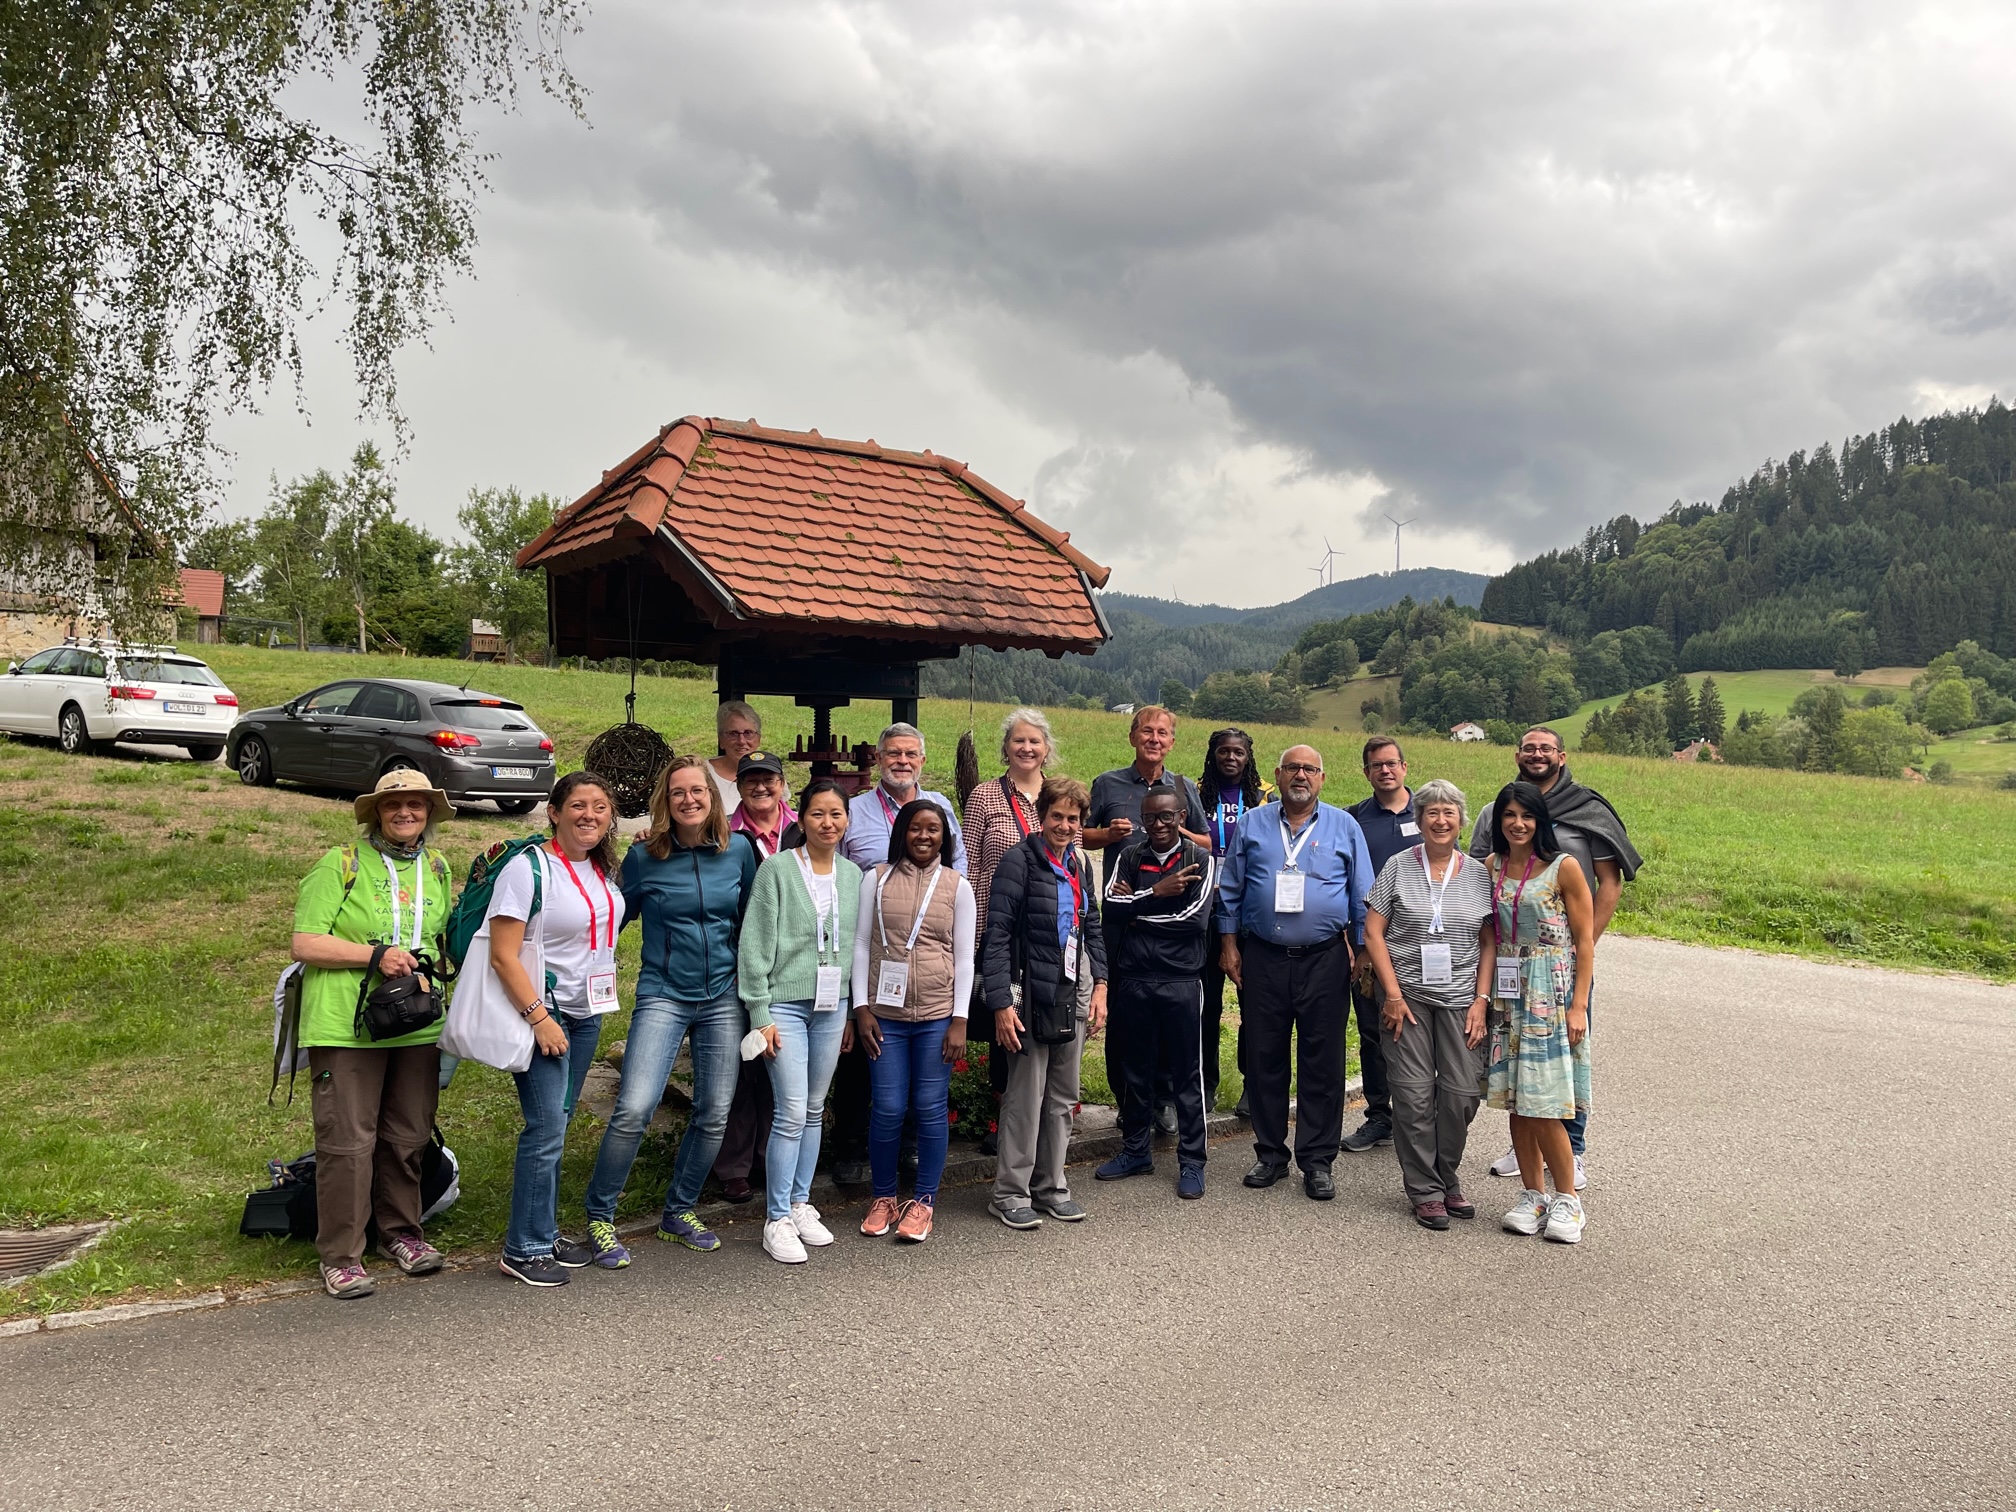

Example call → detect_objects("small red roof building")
176 568 226 620
518 418 1112 720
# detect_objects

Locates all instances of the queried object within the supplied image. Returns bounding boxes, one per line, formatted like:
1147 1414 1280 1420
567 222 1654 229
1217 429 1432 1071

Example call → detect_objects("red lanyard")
550 845 615 952
876 787 901 825
1494 854 1535 950
1005 778 1036 838
1042 842 1083 922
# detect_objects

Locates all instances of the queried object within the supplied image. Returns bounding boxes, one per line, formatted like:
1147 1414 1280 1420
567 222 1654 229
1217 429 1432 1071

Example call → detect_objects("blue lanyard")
1213 797 1244 855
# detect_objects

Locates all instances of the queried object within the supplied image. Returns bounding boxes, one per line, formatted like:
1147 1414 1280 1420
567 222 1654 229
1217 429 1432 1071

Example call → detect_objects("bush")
1928 760 1955 784
1482 719 1519 746
1191 671 1306 725
1999 770 2016 790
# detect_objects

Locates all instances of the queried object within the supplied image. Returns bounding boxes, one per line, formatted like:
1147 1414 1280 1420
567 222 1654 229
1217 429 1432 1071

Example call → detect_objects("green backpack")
442 834 549 974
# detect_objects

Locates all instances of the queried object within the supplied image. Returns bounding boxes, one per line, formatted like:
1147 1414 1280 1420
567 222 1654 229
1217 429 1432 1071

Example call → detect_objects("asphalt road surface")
4 937 2011 1512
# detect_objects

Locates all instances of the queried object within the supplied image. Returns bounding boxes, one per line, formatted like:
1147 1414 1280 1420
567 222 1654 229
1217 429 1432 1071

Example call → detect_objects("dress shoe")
720 1177 754 1203
1154 1102 1178 1136
1243 1160 1289 1188
1303 1165 1336 1201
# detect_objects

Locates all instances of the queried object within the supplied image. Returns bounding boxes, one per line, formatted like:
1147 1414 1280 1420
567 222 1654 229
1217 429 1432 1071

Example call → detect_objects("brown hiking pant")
308 1044 440 1269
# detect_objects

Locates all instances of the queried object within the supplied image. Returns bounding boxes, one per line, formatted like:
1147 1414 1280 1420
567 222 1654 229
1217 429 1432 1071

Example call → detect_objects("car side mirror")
4 662 15 675
284 701 301 718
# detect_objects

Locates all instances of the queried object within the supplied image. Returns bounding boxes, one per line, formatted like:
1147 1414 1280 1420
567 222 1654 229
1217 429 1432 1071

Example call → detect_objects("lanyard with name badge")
380 850 425 954
1214 797 1244 856
794 849 846 1013
1045 842 1085 981
553 846 620 1011
1416 845 1459 986
1274 814 1316 914
1493 855 1536 1000
874 863 943 1008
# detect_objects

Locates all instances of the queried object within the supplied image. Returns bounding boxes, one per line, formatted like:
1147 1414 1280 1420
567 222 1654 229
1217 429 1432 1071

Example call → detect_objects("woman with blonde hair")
578 755 759 1268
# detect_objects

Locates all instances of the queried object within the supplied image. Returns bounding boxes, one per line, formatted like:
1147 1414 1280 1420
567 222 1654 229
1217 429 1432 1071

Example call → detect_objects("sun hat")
354 767 454 824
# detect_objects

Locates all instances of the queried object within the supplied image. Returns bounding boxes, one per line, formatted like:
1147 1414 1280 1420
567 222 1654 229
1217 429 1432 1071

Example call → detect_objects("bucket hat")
354 766 454 824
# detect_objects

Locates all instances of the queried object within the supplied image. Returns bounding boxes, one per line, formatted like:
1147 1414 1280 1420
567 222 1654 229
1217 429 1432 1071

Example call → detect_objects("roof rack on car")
60 636 180 654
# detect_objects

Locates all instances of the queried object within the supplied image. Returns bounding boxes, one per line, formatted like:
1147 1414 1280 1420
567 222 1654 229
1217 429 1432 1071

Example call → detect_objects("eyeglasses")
1365 759 1403 771
1517 744 1560 755
1279 762 1323 775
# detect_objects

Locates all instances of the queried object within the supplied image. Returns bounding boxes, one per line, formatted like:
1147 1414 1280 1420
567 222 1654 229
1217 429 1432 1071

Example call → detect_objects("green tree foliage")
1571 626 1674 698
181 518 257 602
0 2 586 625
1722 709 1794 769
1663 671 1697 747
448 487 557 655
251 468 335 652
1189 671 1307 725
1920 678 1976 735
1581 690 1669 758
1480 405 2016 669
1695 676 1727 744
1157 677 1193 715
324 446 397 654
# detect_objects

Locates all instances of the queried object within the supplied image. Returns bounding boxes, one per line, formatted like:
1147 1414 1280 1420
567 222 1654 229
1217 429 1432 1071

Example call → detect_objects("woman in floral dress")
1465 781 1595 1244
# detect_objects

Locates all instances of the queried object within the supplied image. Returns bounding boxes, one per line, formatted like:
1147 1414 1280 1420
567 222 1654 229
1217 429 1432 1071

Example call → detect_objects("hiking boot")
656 1209 721 1252
1488 1145 1521 1178
894 1198 935 1243
1034 1197 1086 1222
790 1202 835 1247
762 1218 808 1264
321 1263 375 1300
860 1196 901 1237
552 1236 595 1269
1341 1116 1393 1153
1502 1189 1550 1236
1413 1199 1451 1230
586 1220 631 1269
1177 1165 1205 1201
995 1205 1043 1230
1095 1150 1154 1181
1444 1190 1476 1221
498 1254 570 1287
377 1232 444 1276
1543 1193 1587 1245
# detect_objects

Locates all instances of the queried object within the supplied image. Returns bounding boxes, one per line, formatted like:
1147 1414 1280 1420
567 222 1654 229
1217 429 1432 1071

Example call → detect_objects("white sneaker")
1573 1155 1587 1192
1501 1189 1550 1235
790 1202 834 1247
1488 1145 1521 1178
762 1218 807 1264
1543 1193 1586 1244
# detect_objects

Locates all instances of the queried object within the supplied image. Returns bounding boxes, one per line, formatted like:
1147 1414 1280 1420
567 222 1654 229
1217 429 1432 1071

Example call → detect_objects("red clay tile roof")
175 567 226 618
518 417 1110 654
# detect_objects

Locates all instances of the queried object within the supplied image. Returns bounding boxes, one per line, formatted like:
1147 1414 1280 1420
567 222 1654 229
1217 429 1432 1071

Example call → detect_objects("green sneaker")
586 1219 630 1269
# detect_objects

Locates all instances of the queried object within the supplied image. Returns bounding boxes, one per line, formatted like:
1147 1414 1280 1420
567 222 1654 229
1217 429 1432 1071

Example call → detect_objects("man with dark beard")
1468 726 1641 1189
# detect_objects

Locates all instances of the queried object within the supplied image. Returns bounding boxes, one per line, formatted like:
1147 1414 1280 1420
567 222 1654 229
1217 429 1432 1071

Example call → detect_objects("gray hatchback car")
226 678 556 812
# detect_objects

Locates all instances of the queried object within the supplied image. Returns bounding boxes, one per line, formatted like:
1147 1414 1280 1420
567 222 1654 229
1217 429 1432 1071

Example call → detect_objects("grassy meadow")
4 641 2014 1317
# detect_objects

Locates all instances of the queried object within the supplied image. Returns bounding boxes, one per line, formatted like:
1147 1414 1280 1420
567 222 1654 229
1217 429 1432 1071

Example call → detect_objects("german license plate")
163 702 206 716
491 766 533 780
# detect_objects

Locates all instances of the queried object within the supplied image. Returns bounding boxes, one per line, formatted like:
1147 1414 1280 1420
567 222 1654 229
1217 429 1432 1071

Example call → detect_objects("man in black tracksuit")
1094 788 1218 1195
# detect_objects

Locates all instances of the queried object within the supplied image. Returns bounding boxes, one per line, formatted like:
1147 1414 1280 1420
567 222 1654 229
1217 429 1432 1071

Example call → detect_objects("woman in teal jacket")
579 755 759 1268
740 778 863 1263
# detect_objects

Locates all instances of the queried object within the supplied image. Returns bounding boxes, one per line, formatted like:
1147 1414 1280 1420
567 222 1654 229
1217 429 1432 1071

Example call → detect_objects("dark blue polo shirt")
1347 789 1421 880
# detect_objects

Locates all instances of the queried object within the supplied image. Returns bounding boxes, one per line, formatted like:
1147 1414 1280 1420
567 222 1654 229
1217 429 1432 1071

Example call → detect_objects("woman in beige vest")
849 800 976 1244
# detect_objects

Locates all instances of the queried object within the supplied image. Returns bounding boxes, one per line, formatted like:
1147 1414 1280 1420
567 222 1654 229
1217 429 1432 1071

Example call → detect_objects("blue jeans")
868 1017 952 1202
764 998 849 1220
505 1012 603 1262
584 991 741 1224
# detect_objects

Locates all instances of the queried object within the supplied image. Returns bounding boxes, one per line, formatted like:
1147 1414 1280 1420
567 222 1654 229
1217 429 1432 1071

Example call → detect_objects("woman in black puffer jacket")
981 776 1109 1229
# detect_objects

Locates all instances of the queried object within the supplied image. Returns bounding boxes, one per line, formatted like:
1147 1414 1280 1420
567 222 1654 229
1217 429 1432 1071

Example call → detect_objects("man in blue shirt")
1218 744 1375 1200
1341 736 1418 1154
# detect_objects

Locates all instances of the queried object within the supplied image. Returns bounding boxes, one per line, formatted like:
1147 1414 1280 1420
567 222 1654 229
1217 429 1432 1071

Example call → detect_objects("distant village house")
1450 721 1487 742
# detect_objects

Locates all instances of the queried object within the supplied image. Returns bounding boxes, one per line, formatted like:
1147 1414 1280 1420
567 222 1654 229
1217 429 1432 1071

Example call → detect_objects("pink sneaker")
322 1263 375 1299
377 1232 445 1275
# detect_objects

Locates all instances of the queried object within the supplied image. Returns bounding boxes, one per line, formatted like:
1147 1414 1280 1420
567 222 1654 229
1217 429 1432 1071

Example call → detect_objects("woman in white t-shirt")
489 771 627 1288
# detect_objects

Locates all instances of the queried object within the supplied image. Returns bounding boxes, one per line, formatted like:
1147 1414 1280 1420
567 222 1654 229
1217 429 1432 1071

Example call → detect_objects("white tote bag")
441 849 546 1073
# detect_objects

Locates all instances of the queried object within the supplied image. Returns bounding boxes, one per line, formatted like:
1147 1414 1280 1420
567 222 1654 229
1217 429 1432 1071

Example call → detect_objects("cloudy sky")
217 0 2016 607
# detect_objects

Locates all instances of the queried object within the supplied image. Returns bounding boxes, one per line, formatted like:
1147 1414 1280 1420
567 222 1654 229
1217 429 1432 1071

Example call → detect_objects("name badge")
1420 943 1453 986
1062 929 1081 982
875 959 910 1008
587 970 618 1011
1274 871 1306 914
814 965 844 1014
1399 821 1421 836
1495 955 1523 1000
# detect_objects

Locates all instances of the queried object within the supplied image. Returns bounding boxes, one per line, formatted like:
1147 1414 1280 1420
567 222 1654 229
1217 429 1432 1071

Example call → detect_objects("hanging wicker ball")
584 723 674 818
955 730 980 813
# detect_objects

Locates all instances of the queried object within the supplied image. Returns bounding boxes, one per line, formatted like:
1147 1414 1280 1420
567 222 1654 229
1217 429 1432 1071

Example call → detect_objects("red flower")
946 1108 958 1123
987 1120 998 1133
953 1058 970 1073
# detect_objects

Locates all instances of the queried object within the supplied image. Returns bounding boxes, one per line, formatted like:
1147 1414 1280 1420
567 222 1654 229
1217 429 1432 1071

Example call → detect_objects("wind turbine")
1382 513 1417 575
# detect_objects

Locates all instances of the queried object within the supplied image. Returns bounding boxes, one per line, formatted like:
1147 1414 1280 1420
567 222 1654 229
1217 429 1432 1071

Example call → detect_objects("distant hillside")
1481 405 2016 670
922 568 1486 707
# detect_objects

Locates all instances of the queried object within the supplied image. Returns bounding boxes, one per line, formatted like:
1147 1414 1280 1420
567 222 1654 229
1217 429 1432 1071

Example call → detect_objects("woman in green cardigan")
739 778 864 1264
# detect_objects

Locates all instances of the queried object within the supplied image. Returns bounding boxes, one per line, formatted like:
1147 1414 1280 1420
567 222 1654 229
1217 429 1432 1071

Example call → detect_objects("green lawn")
1552 667 1917 745
4 643 2013 1319
1921 725 2016 785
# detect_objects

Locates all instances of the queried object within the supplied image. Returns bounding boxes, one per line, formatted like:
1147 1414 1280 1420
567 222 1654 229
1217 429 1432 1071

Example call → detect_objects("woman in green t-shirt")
290 768 455 1300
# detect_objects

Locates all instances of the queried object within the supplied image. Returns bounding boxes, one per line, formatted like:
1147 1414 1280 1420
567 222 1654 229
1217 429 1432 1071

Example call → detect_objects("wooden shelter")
517 417 1112 775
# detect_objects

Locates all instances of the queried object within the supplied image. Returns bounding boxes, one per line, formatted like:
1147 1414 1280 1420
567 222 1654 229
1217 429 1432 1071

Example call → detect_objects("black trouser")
1240 935 1351 1172
1348 975 1391 1123
1110 977 1209 1169
1202 958 1237 1109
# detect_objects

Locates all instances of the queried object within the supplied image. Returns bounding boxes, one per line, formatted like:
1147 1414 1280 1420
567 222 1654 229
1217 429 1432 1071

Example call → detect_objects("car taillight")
430 730 481 750
539 737 554 752
108 686 155 700
214 692 238 706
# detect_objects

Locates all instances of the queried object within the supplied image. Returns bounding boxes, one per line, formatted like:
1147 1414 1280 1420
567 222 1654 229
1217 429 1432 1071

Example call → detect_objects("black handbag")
353 944 445 1042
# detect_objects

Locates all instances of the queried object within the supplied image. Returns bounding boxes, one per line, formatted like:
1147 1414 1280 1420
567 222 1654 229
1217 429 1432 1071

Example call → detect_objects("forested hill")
1479 405 2016 671
921 569 1485 708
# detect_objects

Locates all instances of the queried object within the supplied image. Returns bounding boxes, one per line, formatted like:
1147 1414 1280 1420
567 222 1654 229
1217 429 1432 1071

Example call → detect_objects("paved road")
4 937 2012 1511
